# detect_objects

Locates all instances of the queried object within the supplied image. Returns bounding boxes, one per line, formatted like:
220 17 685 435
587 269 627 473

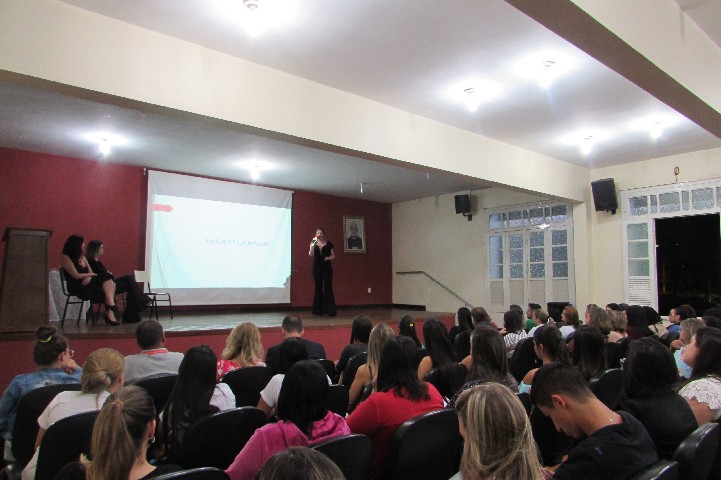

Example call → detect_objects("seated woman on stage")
60 235 119 326
217 322 265 381
86 240 151 323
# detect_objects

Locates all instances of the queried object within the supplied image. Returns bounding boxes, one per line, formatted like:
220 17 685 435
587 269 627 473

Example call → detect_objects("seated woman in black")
60 234 119 326
86 240 151 323
619 337 697 458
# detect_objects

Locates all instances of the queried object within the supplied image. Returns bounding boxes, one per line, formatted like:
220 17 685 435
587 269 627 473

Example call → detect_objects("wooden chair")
221 366 274 407
134 270 173 320
312 434 373 480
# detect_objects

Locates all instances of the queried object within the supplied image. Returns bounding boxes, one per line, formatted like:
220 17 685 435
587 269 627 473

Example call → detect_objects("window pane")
523 209 529 225
627 223 648 241
529 208 543 225
510 265 524 278
530 247 544 262
552 230 567 245
510 249 524 264
650 194 658 214
629 196 648 216
552 262 568 278
659 192 680 213
530 264 545 278
489 213 502 229
629 259 650 276
490 265 503 279
551 205 567 223
489 235 503 250
544 207 551 223
508 210 523 227
692 188 714 209
509 234 523 249
682 191 690 210
529 231 544 247
628 241 648 259
718 187 721 207
552 246 568 261
490 249 503 264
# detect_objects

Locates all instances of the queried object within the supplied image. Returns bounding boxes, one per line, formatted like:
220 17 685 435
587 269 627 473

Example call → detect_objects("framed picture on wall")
343 216 366 253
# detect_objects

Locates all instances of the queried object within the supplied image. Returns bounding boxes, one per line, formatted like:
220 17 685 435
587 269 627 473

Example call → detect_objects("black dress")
89 258 150 322
64 258 113 303
312 241 336 315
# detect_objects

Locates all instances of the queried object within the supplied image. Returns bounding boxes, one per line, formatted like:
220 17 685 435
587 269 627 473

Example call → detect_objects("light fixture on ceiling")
581 136 593 156
463 87 479 112
650 121 664 140
539 60 556 89
98 138 110 157
250 165 261 181
359 182 364 194
243 0 260 11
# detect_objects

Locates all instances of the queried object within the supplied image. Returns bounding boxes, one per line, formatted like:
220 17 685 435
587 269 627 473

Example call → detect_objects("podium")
0 228 52 334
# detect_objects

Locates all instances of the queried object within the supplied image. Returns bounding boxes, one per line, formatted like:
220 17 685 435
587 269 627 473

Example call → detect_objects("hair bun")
36 326 57 341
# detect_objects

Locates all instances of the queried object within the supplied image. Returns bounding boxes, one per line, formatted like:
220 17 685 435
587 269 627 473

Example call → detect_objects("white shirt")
679 376 721 421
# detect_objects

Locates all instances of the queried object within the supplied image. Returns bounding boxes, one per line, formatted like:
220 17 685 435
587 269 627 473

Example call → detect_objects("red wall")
0 148 392 307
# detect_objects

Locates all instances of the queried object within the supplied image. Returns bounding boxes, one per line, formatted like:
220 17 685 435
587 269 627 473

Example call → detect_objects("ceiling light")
539 60 556 89
463 88 479 112
650 121 664 140
98 139 110 157
359 182 364 194
218 0 295 37
243 0 259 11
250 165 261 181
581 136 593 156
449 81 502 112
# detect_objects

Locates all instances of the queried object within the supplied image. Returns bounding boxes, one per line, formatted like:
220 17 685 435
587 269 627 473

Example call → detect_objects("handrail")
396 271 473 308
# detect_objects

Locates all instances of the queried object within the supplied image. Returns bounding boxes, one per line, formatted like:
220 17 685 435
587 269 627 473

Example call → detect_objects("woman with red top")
346 336 444 479
216 322 265 381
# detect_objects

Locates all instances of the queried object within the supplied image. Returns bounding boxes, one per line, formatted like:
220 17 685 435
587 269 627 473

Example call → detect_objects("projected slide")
146 171 292 305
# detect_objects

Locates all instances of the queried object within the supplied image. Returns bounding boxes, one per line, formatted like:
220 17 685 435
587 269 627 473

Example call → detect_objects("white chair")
134 270 173 320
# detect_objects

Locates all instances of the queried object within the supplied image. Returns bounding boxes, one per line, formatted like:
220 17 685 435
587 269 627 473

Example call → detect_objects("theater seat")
672 423 719 480
311 434 372 480
629 460 679 480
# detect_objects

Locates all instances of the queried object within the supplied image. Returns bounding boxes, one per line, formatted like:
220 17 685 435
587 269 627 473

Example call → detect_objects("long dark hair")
533 324 569 365
457 308 473 332
86 240 103 260
349 315 372 344
467 325 509 383
61 234 84 261
423 318 456 368
690 327 721 380
571 325 607 381
623 338 678 398
626 305 652 339
277 360 329 436
398 315 422 348
376 336 430 401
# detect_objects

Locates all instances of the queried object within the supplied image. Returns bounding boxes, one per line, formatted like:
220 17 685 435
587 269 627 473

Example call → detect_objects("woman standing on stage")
309 227 336 316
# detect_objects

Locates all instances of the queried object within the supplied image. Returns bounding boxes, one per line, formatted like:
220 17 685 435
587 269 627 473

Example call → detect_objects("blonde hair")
81 348 125 394
367 324 395 379
221 322 263 366
86 386 155 480
455 384 541 480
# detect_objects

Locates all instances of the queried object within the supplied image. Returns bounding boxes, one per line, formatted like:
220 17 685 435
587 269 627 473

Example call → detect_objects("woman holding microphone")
309 228 336 316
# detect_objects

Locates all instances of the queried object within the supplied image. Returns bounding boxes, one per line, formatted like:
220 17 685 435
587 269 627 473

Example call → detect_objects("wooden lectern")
0 228 52 334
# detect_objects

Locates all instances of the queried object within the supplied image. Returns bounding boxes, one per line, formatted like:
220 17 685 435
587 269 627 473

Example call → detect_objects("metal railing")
396 271 472 308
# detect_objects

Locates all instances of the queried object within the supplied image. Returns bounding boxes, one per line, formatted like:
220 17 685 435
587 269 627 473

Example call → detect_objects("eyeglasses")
66 349 75 359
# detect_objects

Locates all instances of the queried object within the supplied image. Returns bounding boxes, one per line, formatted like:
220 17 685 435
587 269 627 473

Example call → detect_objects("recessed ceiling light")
448 81 502 112
217 0 296 37
514 50 577 88
98 138 110 157
580 136 593 156
649 121 664 140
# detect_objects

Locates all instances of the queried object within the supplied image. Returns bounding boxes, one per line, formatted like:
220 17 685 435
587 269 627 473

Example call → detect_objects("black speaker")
591 178 618 214
454 194 471 214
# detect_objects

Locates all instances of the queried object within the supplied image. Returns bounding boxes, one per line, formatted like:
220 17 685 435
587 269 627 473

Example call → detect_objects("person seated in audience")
625 305 653 340
671 318 705 378
347 324 394 408
606 309 628 343
525 303 542 332
449 307 473 346
518 324 569 395
124 320 184 382
558 305 581 339
226 361 350 480
451 384 543 480
471 306 498 330
451 326 516 407
531 363 658 480
265 316 326 374
22 348 125 480
417 318 457 380
258 337 309 419
605 302 622 312
256 447 346 480
679 327 721 424
398 315 422 348
526 310 550 338
619 338 697 459
0 326 81 462
159 345 235 460
85 239 151 323
585 307 612 341
500 309 526 357
703 315 721 329
667 304 696 335
86 386 182 480
336 314 372 380
216 322 265 381
570 325 607 382
643 306 661 329
346 336 444 480
60 234 119 325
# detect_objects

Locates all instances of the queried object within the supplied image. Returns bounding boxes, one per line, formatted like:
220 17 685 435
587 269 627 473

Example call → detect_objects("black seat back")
327 384 349 417
312 434 373 480
588 368 624 410
629 460 679 480
516 392 533 416
605 341 624 369
672 423 719 480
179 407 266 469
423 364 468 399
382 409 461 480
131 373 179 413
35 411 98 480
221 366 274 407
153 467 230 480
530 406 573 466
12 383 82 469
509 337 540 382
316 359 337 383
342 353 367 389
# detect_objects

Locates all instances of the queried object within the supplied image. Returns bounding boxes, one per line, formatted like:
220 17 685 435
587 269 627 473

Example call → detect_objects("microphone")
311 237 318 245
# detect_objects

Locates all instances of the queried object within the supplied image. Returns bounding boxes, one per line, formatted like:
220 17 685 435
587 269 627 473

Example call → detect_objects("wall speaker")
591 178 618 214
454 194 471 214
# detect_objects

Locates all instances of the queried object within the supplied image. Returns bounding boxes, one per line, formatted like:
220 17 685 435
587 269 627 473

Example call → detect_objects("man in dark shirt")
346 222 363 250
531 363 658 480
265 315 326 374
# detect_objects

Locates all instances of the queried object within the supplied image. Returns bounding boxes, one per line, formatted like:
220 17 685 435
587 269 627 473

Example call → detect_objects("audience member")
570 325 607 382
346 336 443 480
501 309 526 357
526 310 549 338
607 310 628 343
525 303 542 332
347 324 394 408
397 315 422 349
509 304 524 316
216 322 265 381
226 361 349 480
585 307 612 339
471 307 498 329
449 307 473 346
667 304 697 334
256 447 346 480
417 318 456 380
0 326 81 461
679 327 721 424
531 363 657 480
22 348 125 480
265 316 326 374
336 315 372 379
671 318 704 378
605 303 622 312
519 324 568 394
160 345 235 460
258 337 309 418
703 314 721 330
619 338 697 459
452 384 542 480
625 305 653 340
124 320 184 382
86 386 181 480
559 305 581 339
643 306 661 329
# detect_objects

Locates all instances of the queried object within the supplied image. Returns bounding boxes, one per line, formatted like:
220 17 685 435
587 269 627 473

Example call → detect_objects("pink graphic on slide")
152 204 173 212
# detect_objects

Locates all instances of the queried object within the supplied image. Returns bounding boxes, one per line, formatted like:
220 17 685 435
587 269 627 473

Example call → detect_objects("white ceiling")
1 0 720 203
